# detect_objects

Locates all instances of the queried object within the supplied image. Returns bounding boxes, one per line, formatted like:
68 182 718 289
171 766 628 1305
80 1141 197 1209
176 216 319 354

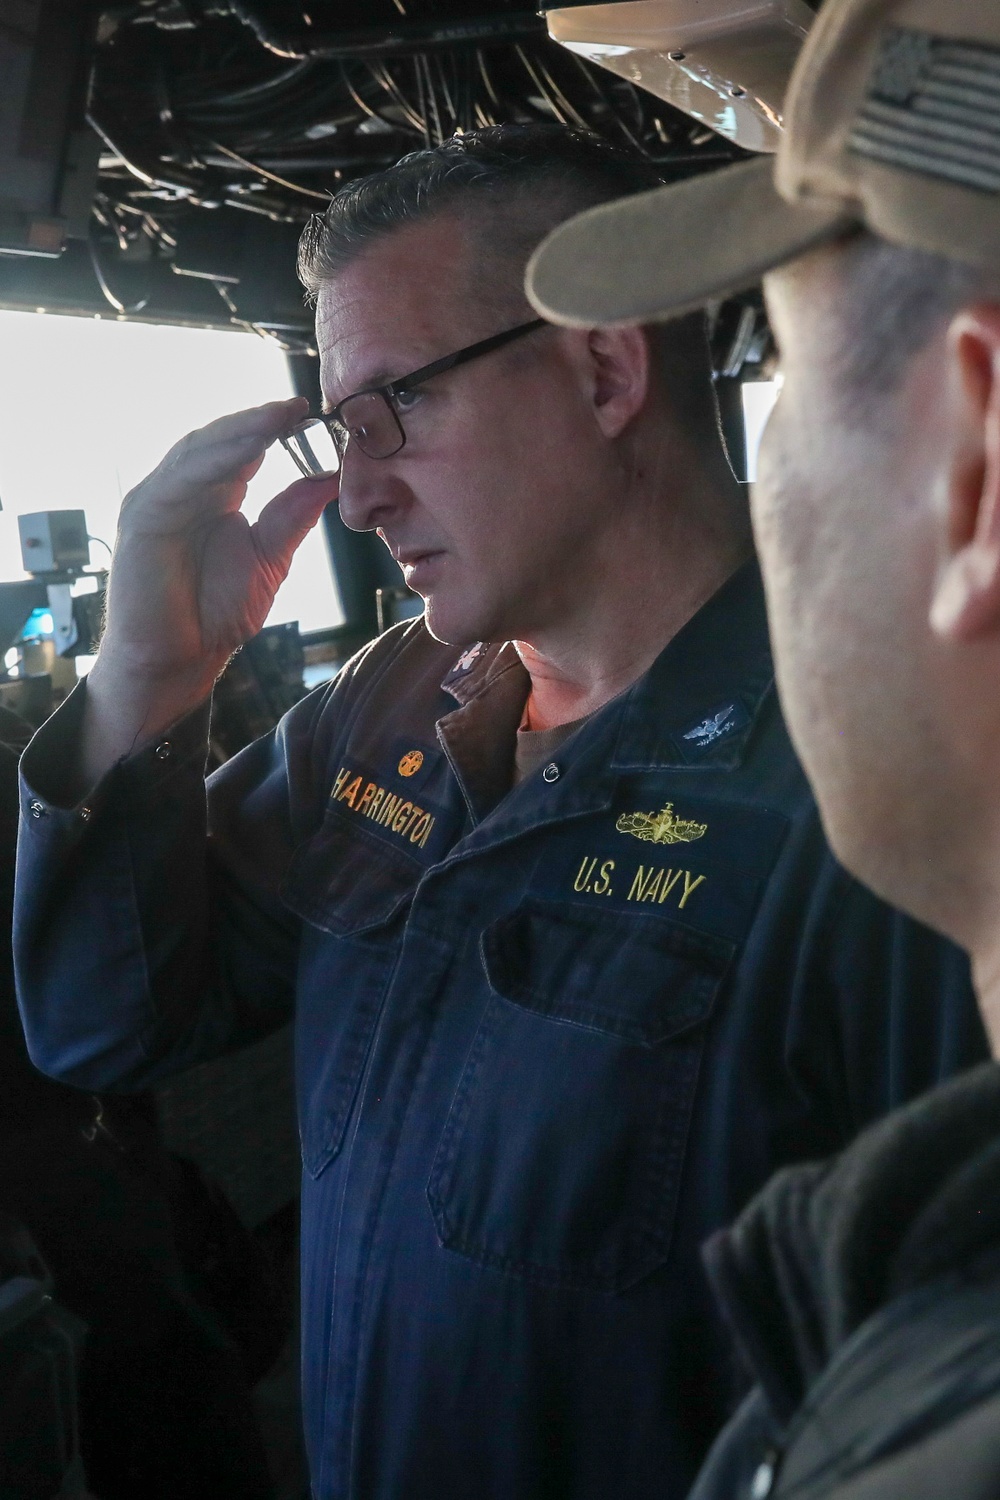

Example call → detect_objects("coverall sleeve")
12 672 339 1092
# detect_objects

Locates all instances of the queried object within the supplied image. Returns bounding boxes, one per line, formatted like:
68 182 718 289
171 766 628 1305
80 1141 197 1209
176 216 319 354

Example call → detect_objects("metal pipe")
219 4 544 61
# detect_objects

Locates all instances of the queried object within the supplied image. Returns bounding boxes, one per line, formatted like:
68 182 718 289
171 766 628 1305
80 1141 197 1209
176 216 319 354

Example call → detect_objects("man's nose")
336 444 409 533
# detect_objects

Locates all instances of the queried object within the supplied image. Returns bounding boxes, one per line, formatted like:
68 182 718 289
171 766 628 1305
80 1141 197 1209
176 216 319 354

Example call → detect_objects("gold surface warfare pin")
616 804 708 846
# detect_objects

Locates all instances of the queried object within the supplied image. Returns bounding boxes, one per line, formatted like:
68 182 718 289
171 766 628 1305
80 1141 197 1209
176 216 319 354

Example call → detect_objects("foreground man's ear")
931 304 1000 642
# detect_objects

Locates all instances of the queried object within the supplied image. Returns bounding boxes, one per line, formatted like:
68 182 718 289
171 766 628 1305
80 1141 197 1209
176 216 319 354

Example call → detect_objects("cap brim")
526 155 852 327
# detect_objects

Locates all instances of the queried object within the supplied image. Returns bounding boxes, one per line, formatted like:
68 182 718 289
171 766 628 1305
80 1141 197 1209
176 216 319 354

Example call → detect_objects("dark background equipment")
0 507 109 731
0 1216 87 1500
0 0 757 336
17 511 90 576
0 0 100 260
0 1 794 642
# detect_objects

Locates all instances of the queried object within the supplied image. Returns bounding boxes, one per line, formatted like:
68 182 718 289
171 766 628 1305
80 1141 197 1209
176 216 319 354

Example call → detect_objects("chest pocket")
283 814 419 1179
427 896 734 1294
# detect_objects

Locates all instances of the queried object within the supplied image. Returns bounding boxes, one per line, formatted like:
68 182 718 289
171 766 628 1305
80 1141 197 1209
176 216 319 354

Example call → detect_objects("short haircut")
833 231 1000 406
298 123 664 296
298 123 720 443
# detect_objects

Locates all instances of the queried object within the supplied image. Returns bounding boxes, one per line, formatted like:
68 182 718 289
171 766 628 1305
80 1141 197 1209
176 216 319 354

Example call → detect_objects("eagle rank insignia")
683 706 736 746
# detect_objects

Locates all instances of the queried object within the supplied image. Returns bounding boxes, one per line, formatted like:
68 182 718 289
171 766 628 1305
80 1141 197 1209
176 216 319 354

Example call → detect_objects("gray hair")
833 231 1000 401
298 124 666 297
298 123 719 441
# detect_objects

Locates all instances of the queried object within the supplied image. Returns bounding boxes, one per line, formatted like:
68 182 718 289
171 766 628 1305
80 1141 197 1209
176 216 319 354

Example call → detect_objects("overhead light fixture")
541 0 815 153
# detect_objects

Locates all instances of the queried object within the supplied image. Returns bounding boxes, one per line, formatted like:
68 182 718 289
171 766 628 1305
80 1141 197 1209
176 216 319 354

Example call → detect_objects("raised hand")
80 397 338 789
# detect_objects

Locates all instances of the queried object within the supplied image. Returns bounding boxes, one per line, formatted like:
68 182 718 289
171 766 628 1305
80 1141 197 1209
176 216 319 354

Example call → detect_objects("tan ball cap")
527 0 1000 326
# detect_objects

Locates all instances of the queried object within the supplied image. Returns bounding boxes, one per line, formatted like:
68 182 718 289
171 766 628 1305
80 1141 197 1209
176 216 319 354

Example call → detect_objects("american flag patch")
849 27 1000 195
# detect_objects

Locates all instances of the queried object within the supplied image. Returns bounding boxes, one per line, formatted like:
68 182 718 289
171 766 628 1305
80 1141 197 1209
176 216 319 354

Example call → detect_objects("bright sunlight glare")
742 378 783 483
0 310 343 633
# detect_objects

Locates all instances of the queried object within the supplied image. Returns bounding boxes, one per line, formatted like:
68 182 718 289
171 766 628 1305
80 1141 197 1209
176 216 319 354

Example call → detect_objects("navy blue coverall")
12 563 988 1499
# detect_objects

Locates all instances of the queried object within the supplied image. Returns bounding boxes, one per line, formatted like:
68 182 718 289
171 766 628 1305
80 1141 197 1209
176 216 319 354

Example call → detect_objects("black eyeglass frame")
283 317 547 475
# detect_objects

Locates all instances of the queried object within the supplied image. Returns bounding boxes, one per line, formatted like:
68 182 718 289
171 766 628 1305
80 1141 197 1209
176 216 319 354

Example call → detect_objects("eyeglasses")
280 317 546 478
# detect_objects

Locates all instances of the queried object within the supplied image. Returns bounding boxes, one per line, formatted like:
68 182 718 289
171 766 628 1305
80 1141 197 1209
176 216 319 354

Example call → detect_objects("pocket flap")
282 813 420 936
481 897 734 1047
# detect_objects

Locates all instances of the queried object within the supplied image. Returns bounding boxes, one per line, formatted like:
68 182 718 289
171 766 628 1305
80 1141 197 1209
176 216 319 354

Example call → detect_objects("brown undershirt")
513 714 591 786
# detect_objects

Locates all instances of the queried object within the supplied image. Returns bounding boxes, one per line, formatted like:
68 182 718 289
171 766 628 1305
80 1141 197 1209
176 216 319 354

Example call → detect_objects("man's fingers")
251 474 339 582
174 396 307 459
233 449 269 487
126 396 309 514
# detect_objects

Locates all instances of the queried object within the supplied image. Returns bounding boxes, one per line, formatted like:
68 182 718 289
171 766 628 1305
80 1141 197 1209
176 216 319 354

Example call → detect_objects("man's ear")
580 325 652 439
930 305 1000 642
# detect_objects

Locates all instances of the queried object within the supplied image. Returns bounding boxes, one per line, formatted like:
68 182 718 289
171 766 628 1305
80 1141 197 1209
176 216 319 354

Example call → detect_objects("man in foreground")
528 1 1000 1495
12 125 985 1499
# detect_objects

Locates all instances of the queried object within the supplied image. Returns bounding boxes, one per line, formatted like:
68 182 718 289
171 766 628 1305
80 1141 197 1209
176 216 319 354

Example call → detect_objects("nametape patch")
330 763 439 852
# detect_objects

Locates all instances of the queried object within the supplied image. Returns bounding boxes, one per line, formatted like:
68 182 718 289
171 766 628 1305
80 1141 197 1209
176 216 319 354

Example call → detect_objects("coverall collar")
437 558 774 793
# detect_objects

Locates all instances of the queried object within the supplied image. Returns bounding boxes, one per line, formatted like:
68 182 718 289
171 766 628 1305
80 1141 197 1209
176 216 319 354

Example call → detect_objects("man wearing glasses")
282 319 548 483
13 125 985 1500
